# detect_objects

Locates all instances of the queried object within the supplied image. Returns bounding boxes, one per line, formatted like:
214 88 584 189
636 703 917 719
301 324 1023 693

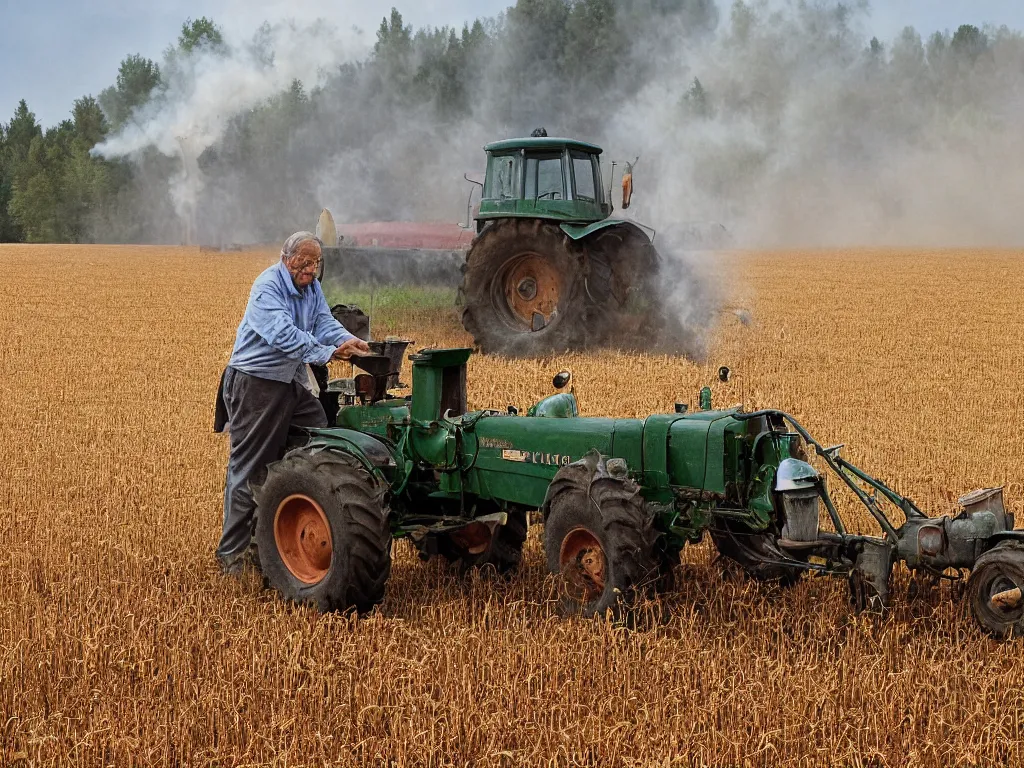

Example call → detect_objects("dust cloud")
93 1 1024 250
91 1 1024 354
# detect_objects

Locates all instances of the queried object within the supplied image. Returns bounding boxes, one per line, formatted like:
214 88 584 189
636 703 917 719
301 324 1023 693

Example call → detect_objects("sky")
3 0 1024 129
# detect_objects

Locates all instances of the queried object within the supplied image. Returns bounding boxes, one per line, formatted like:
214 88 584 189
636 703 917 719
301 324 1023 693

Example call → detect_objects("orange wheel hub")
450 522 492 556
274 494 333 584
559 527 607 603
499 253 563 330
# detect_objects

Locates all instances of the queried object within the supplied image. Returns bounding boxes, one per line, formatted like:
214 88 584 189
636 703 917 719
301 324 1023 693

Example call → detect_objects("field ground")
2 244 1023 766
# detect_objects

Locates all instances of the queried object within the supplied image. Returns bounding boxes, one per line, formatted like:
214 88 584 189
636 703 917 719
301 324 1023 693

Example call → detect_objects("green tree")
374 8 415 97
951 24 988 63
683 77 712 118
10 124 71 242
178 17 225 53
72 96 108 149
0 100 42 242
500 0 571 124
563 0 622 101
98 54 162 130
9 97 115 243
891 26 926 73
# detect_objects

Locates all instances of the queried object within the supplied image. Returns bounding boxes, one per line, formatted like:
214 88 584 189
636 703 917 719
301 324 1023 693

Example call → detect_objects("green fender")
559 219 654 243
303 427 411 490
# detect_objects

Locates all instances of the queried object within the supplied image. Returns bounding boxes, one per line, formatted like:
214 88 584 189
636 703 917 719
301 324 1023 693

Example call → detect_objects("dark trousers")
217 367 328 567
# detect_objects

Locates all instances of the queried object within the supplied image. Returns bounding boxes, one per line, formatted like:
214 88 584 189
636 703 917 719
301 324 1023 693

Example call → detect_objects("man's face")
284 240 322 289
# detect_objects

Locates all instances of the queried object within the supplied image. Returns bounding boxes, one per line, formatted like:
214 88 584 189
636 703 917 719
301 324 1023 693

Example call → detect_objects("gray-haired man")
215 231 370 573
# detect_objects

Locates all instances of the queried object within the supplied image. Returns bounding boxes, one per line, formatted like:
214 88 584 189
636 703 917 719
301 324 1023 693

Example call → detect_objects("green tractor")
316 135 669 357
461 136 662 356
254 343 1024 638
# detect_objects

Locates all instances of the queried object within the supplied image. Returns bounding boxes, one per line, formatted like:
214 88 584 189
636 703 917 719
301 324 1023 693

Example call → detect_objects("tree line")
0 2 1012 245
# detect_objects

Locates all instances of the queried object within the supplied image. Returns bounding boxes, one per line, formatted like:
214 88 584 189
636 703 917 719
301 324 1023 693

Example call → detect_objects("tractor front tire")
542 453 658 619
461 219 586 356
254 449 391 614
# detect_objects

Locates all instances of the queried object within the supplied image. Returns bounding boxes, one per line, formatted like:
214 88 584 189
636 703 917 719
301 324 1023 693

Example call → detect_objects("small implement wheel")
254 449 391 614
542 452 658 619
968 541 1024 638
434 509 529 575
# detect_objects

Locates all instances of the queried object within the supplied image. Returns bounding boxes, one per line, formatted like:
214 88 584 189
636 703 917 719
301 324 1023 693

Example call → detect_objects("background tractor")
254 343 1024 638
459 136 663 356
316 134 680 356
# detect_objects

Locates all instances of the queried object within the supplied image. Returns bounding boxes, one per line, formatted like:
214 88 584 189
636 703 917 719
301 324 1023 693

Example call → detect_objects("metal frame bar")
735 409 921 541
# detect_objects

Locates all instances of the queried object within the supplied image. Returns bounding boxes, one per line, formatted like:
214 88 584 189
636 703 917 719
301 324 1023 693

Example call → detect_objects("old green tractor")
315 135 702 356
460 136 663 356
254 343 1024 638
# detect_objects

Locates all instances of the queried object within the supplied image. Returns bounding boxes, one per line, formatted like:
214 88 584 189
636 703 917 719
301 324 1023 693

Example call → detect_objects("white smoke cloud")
92 18 360 233
92 1 1024 251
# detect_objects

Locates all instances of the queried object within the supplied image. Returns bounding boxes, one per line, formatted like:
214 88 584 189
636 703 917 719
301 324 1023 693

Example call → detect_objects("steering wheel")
537 191 561 200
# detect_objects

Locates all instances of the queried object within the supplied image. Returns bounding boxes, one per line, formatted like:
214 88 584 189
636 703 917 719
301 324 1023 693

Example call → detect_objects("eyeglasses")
293 258 322 274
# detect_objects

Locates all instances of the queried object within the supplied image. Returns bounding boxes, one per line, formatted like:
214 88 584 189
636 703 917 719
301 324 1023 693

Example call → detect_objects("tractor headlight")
775 458 819 492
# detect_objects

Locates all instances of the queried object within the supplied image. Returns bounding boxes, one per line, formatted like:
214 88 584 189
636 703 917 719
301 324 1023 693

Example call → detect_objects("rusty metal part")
501 253 563 330
559 527 607 603
449 521 493 556
992 586 1023 610
849 539 895 614
274 494 333 584
336 221 473 250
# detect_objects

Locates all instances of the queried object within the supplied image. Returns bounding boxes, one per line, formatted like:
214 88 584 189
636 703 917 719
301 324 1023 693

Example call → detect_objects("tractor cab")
478 137 611 226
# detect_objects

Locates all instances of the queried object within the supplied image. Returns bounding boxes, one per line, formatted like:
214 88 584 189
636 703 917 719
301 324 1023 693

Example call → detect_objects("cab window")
571 152 598 202
525 154 565 200
484 153 521 200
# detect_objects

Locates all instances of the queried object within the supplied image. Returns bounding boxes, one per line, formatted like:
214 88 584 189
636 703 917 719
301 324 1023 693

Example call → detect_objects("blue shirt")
228 261 355 383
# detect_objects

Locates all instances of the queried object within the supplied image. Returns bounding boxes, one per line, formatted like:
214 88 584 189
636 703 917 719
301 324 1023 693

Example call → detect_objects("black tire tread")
254 449 391 614
967 541 1024 639
542 455 659 619
460 219 587 356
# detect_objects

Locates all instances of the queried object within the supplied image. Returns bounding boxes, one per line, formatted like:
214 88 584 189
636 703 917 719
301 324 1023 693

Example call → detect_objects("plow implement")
317 216 468 287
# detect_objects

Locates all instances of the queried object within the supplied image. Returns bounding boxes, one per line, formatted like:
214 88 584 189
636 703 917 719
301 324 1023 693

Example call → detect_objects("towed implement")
253 345 1023 638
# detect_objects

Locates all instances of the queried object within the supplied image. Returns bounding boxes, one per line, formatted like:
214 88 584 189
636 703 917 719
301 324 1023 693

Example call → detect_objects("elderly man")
215 231 370 574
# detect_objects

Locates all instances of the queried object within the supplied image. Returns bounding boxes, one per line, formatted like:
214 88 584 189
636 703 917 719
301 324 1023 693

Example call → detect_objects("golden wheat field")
2 243 1024 768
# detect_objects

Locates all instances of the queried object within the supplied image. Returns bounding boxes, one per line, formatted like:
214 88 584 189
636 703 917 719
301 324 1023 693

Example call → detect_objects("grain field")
1 244 1023 767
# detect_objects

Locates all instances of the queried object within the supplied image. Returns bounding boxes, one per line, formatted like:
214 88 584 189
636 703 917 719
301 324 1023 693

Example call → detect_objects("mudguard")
303 427 409 488
559 219 653 244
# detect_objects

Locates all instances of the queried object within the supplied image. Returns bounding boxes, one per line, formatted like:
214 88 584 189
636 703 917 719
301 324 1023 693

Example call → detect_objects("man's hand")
331 338 371 361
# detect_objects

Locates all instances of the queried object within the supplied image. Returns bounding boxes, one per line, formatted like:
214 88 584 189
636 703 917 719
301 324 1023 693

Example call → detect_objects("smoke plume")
90 1 1024 352
92 2 1024 248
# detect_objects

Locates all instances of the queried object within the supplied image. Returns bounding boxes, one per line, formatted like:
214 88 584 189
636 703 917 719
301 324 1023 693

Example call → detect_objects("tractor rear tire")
461 219 587 356
438 510 528 575
254 449 391 614
542 453 658 619
583 227 671 352
967 541 1024 638
710 522 803 587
